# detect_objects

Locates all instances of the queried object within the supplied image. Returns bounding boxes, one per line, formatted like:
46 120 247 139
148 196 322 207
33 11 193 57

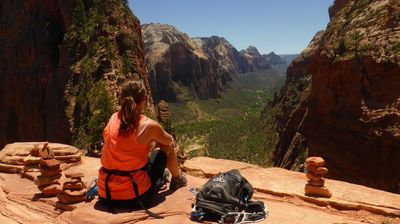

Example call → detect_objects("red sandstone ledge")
0 153 399 223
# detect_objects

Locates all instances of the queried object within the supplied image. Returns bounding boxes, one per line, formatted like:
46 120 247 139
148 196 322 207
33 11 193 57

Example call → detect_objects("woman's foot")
170 174 187 190
154 170 171 192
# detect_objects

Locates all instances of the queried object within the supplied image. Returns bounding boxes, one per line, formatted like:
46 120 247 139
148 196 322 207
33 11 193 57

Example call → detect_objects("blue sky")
129 0 334 54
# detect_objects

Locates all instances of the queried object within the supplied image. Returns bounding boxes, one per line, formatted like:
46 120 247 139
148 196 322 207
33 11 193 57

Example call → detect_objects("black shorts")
99 150 167 208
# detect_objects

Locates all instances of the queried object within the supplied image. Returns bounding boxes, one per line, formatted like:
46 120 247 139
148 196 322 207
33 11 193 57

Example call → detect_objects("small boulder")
39 159 60 170
63 181 86 190
34 174 62 186
305 157 325 167
58 190 87 204
63 189 87 197
306 164 328 175
307 178 325 187
306 172 323 181
39 166 62 177
305 184 332 198
38 183 62 196
65 172 84 178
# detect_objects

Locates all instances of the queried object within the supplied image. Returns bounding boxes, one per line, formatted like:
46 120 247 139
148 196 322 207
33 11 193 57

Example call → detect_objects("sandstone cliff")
0 0 153 151
193 36 244 74
267 31 325 171
142 23 234 103
266 0 400 192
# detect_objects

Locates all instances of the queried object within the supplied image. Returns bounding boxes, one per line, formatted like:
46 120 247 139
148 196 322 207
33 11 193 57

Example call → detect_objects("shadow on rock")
92 189 175 214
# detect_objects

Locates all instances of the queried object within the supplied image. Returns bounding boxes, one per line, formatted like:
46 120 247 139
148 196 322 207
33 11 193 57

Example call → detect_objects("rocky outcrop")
193 36 244 74
142 23 234 103
328 0 347 19
0 153 399 223
267 0 400 192
0 0 153 151
239 46 271 72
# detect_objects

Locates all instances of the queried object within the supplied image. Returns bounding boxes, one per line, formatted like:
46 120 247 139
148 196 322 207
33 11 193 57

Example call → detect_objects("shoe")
170 174 187 190
155 170 171 191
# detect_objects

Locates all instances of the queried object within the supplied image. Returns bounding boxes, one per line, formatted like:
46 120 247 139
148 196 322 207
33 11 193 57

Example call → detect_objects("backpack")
191 169 268 223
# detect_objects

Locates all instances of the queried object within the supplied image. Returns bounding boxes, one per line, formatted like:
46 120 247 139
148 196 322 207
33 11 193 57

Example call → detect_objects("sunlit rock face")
268 0 400 192
0 0 153 149
142 23 237 103
239 46 271 72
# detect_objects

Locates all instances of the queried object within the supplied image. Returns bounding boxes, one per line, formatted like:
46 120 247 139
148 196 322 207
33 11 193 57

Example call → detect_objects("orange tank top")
98 112 151 200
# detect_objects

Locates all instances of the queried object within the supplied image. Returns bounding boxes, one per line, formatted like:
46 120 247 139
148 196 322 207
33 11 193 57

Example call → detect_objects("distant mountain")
239 46 271 72
142 24 276 103
263 52 286 66
142 23 233 103
279 54 300 65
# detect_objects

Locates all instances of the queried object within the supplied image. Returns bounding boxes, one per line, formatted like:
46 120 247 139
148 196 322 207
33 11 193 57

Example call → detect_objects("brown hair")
118 80 146 136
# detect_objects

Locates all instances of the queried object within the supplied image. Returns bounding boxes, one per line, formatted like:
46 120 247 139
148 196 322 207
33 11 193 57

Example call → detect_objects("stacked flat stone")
58 172 87 204
34 158 62 196
304 157 332 198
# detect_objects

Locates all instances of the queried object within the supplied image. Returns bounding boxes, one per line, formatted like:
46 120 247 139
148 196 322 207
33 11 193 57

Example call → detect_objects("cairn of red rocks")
58 172 87 204
157 100 170 123
304 156 332 198
34 143 62 196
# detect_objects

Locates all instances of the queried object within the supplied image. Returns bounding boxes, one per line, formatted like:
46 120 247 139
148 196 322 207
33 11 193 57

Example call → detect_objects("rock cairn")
58 172 87 204
304 157 332 198
157 100 170 123
34 143 62 196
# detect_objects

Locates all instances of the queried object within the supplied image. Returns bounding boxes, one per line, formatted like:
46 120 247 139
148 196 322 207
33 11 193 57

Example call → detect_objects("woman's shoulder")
139 115 162 130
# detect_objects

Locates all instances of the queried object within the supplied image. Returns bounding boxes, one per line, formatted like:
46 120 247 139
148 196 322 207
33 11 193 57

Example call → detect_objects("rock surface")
0 142 83 175
267 0 400 192
0 156 399 223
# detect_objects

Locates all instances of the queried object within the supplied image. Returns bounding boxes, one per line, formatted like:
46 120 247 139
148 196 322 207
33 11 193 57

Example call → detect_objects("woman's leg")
161 147 180 177
148 150 167 191
160 147 187 190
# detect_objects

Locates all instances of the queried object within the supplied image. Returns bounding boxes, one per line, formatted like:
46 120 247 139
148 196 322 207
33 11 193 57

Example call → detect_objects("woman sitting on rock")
97 80 187 213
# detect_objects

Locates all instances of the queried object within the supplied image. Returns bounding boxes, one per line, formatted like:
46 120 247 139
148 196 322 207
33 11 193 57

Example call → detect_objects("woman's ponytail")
118 80 146 136
119 96 138 136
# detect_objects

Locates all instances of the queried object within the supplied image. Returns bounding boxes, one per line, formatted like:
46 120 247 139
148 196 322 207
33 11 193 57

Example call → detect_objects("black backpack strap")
104 172 114 213
127 174 163 219
101 166 163 219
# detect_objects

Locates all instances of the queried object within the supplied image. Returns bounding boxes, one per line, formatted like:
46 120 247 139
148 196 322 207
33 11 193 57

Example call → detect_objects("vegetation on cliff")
63 0 150 154
264 0 400 192
324 0 400 63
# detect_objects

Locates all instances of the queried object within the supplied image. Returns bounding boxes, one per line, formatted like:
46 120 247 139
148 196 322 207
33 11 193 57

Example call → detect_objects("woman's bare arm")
147 120 175 151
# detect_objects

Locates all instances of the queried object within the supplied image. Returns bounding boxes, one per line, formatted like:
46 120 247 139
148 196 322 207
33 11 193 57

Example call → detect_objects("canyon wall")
267 0 400 192
0 0 153 151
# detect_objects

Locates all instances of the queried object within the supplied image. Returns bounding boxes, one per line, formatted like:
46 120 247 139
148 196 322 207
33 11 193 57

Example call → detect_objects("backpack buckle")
220 211 245 224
